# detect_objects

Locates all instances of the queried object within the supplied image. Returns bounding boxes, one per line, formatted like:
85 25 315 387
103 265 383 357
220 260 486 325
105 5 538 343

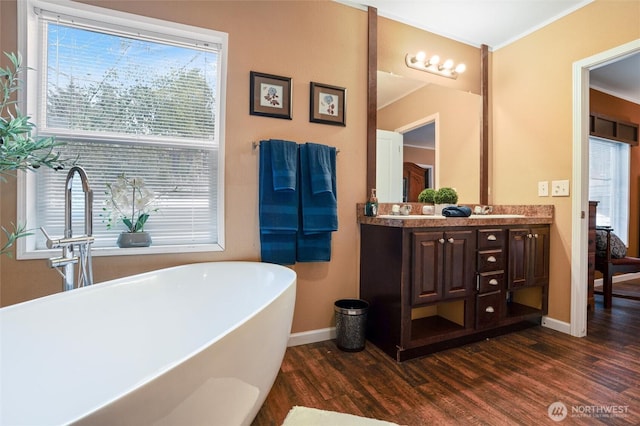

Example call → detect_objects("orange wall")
404 147 435 170
378 83 482 203
2 0 640 334
0 0 368 334
492 0 640 323
590 88 640 257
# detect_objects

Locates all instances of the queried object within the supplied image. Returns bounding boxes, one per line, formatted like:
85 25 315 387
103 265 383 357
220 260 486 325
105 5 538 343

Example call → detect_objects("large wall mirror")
367 8 489 205
376 71 482 203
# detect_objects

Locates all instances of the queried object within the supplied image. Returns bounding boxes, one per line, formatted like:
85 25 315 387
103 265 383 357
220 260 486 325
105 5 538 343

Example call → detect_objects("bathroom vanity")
357 204 553 361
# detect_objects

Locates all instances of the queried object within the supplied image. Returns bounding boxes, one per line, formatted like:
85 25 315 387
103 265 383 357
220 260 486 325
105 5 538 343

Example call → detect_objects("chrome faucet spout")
44 166 95 291
65 166 93 238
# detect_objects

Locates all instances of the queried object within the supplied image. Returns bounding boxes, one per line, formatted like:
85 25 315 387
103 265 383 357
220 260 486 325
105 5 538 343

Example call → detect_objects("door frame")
395 113 440 189
570 39 640 337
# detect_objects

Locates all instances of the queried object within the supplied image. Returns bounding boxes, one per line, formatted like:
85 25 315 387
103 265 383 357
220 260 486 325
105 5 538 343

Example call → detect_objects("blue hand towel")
270 139 298 191
297 143 337 262
442 206 472 217
259 140 298 265
299 143 338 233
307 142 333 194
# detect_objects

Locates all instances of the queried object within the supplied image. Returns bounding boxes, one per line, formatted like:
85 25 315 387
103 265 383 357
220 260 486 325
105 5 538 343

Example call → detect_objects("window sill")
17 243 224 260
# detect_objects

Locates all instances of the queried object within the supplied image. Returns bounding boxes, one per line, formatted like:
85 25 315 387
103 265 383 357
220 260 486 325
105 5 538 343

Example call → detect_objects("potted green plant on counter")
418 188 437 215
434 187 458 215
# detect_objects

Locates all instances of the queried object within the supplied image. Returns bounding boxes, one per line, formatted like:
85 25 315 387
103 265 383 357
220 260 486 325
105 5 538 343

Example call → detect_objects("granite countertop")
356 203 554 228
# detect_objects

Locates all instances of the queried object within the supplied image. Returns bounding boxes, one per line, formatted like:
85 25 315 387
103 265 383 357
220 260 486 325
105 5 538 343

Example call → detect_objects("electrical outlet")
538 181 549 197
551 179 570 197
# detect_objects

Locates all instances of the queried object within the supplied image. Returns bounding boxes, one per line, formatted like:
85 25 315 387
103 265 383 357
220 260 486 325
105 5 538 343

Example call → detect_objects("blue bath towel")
297 143 338 262
297 231 332 262
259 139 298 264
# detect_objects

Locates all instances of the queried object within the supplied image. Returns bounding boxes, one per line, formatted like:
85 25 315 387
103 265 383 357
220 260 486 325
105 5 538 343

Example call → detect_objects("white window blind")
589 137 630 245
20 1 226 254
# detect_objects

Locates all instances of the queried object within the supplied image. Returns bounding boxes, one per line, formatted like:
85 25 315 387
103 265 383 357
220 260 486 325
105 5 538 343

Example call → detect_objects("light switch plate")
538 181 549 197
551 179 570 197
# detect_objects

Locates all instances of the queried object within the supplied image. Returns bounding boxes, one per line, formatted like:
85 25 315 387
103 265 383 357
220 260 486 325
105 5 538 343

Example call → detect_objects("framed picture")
250 71 292 120
309 82 346 126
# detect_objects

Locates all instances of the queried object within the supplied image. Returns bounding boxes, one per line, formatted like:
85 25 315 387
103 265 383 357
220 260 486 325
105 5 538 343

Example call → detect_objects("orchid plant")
103 174 160 233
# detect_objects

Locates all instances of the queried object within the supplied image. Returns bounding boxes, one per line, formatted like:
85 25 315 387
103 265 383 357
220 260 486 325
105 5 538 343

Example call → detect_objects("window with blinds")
19 1 227 256
589 137 630 245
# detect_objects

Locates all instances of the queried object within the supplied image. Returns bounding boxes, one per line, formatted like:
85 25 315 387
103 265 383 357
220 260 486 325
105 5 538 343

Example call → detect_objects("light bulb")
442 59 454 70
428 55 440 66
415 51 426 62
455 63 466 74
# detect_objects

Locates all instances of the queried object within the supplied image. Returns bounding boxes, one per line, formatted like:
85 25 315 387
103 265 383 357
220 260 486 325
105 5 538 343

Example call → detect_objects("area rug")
594 277 640 301
281 406 400 426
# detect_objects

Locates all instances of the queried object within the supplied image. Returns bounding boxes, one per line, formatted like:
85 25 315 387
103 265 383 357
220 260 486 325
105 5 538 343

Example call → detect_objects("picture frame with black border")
250 71 292 120
309 82 346 126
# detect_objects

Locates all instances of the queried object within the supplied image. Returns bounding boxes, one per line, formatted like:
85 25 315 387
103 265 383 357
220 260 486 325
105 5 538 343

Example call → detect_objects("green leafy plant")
418 188 437 203
1 52 67 180
434 187 458 204
1 52 69 256
1 223 32 257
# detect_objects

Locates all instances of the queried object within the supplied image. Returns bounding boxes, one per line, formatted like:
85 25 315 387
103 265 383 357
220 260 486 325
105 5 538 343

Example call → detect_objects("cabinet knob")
487 256 497 263
489 278 499 285
438 238 445 244
534 233 539 239
485 306 495 313
447 238 455 243
487 234 497 241
527 233 533 239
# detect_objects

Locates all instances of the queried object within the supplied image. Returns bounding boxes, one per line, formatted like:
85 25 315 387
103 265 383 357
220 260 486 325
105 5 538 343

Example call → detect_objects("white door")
376 129 403 202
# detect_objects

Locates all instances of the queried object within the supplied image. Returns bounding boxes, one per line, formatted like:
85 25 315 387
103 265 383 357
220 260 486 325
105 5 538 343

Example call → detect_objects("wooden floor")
253 294 640 425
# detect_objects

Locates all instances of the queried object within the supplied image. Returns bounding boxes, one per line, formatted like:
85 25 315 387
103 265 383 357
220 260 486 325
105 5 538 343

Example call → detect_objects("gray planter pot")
117 231 152 248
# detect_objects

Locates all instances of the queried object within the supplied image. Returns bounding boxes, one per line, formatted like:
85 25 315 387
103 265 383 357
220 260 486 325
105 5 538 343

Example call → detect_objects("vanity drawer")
476 291 502 329
478 271 504 293
477 250 504 273
477 229 505 250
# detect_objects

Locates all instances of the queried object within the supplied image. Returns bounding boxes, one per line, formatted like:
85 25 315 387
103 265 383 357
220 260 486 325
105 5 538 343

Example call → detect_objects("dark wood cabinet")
507 226 550 289
411 230 475 304
476 229 505 329
403 162 430 202
360 223 550 361
590 113 639 145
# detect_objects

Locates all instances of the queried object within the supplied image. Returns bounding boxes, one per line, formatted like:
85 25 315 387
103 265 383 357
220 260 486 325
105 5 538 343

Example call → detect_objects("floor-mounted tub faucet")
41 166 95 291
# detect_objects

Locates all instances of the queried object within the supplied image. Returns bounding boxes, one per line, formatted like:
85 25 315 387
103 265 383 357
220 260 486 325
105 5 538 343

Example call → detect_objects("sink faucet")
41 166 95 291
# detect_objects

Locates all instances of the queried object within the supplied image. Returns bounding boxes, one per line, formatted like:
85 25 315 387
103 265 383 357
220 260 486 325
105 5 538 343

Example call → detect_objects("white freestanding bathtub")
0 261 296 425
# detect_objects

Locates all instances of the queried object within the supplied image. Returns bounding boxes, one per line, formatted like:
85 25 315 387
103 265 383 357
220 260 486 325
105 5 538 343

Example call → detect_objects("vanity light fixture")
405 51 466 79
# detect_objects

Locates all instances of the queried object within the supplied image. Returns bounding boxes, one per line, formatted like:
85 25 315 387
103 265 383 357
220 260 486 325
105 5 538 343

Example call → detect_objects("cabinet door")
442 230 476 299
508 227 549 288
508 228 529 289
412 231 444 304
529 226 550 286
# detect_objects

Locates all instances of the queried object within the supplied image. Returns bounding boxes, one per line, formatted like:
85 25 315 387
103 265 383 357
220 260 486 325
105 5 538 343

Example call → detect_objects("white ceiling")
349 0 594 50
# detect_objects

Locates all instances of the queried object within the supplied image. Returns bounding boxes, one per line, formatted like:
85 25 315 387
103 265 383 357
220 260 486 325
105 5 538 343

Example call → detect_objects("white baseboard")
594 271 640 286
541 315 571 334
288 327 335 347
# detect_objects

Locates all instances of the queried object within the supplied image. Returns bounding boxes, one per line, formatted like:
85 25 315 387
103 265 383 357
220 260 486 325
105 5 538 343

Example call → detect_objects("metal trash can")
334 299 369 352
